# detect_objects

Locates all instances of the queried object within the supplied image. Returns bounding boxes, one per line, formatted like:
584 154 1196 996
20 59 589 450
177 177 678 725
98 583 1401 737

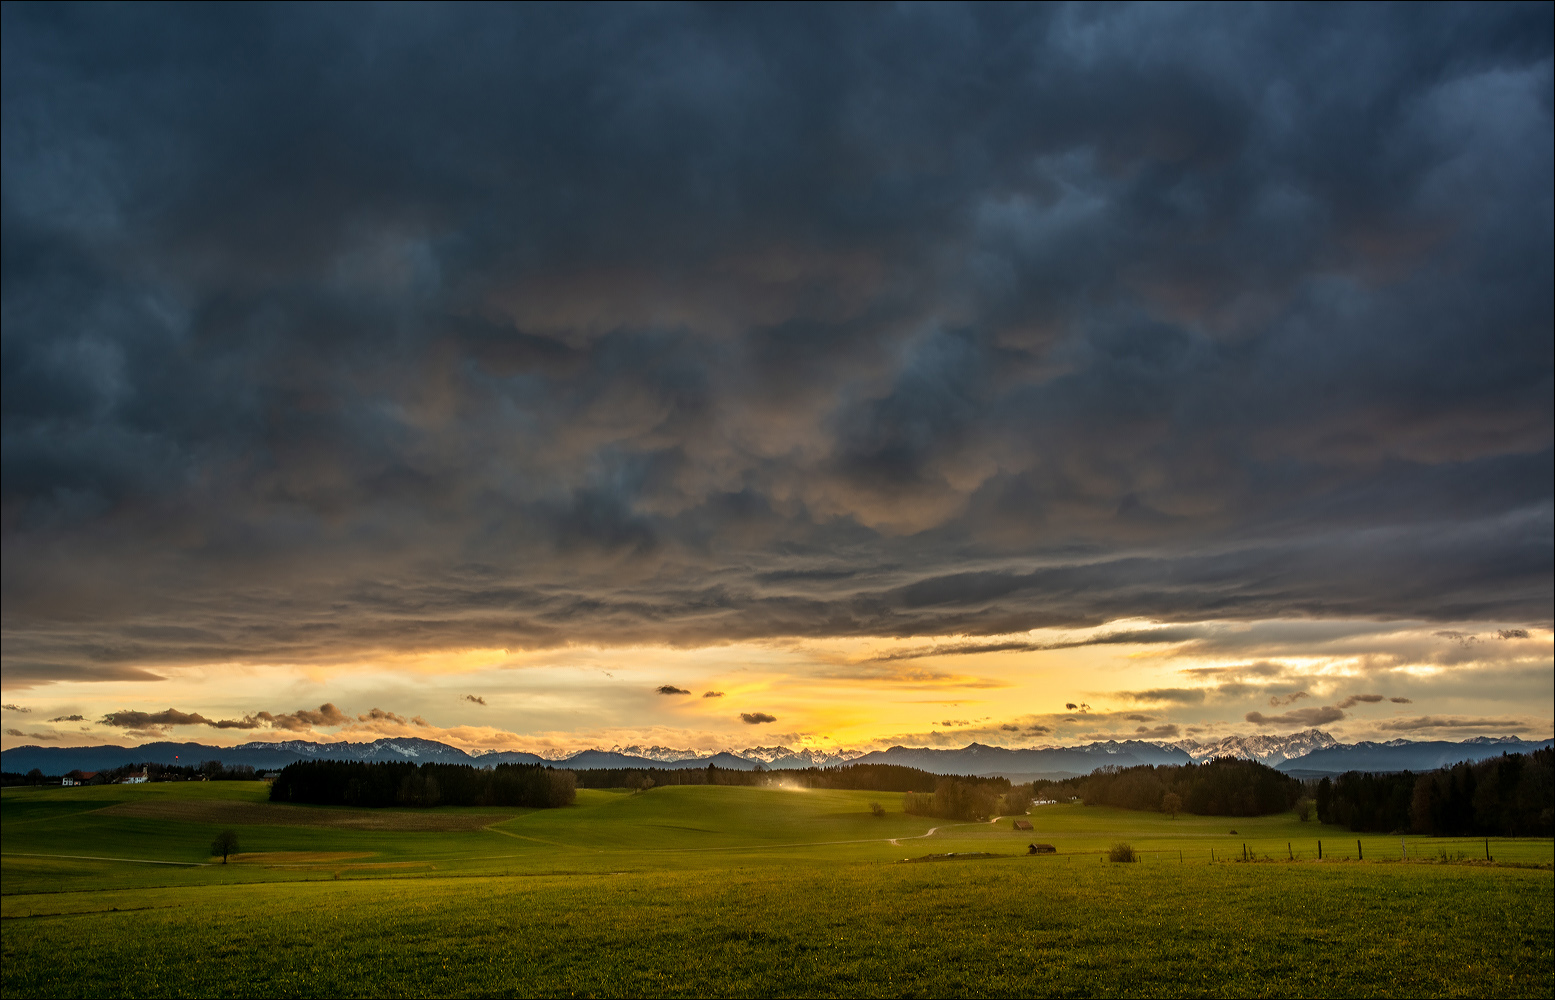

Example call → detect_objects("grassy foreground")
3 782 1552 997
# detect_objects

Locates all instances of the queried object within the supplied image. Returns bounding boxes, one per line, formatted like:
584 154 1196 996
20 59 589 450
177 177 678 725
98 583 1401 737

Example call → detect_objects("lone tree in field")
869 801 886 817
1161 792 1182 819
211 829 240 864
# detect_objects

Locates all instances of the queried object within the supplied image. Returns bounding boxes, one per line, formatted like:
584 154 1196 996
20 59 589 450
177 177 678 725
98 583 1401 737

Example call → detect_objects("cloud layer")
2 4 1550 685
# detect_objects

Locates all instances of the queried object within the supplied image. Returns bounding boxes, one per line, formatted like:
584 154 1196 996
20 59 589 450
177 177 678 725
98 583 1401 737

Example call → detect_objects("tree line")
269 760 576 808
1 760 262 786
1039 757 1303 817
903 780 1032 821
1317 748 1552 836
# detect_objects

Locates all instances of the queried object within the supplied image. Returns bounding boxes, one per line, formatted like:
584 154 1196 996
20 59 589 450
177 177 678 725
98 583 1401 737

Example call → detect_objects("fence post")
1357 839 1363 861
1485 838 1491 861
1318 840 1322 860
1288 842 1292 860
1243 843 1247 861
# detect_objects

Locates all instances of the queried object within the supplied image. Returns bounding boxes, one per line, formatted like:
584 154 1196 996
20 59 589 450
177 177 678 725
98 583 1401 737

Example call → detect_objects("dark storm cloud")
1245 691 1410 727
1124 688 1207 705
862 623 1213 661
100 708 253 729
98 703 349 732
1376 716 1533 732
1245 705 1347 727
3 4 1551 680
740 712 777 725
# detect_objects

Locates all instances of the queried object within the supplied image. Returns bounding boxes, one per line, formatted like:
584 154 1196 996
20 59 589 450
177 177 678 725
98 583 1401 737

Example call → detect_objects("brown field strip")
261 862 435 871
227 852 372 864
96 799 510 831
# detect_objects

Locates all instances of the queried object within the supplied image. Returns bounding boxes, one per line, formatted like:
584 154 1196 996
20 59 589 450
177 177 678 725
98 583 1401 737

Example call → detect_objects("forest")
1041 757 1303 817
1317 748 1553 836
269 760 576 808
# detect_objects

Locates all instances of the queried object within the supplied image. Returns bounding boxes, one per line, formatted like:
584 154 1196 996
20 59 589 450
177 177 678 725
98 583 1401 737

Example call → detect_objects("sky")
2 2 1551 756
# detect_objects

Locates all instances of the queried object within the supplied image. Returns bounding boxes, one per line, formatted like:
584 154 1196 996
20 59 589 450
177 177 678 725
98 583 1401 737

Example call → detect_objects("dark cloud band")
2 4 1550 681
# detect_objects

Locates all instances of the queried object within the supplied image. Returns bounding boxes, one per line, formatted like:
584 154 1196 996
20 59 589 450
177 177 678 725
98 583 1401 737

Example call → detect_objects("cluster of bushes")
1318 748 1552 836
1056 757 1302 817
573 762 1009 794
142 761 261 781
270 760 575 808
903 778 1023 821
0 771 56 786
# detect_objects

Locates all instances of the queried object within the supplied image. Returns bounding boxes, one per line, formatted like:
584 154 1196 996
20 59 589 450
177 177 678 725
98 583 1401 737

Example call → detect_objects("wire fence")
1009 836 1553 865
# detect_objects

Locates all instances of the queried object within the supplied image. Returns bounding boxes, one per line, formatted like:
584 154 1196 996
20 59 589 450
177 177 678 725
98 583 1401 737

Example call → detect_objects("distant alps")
3 731 1548 778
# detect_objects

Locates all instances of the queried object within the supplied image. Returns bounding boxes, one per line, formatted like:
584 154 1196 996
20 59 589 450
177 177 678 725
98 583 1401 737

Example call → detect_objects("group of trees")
2 770 63 786
1023 748 1551 834
1317 748 1552 836
270 760 576 808
1041 758 1303 817
903 778 1024 821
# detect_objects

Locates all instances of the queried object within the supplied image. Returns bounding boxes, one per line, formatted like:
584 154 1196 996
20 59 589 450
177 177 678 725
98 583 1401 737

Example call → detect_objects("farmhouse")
121 769 149 784
61 771 98 787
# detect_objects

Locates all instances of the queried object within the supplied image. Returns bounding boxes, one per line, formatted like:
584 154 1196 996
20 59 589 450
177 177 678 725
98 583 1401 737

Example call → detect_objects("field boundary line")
2 852 208 867
483 826 580 849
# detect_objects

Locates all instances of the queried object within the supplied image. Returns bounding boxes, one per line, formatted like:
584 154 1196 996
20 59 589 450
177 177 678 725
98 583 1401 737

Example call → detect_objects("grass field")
3 781 1551 997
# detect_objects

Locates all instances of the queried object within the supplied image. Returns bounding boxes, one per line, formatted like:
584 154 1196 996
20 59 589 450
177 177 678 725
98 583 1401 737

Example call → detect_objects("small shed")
1012 819 1033 831
1027 843 1057 855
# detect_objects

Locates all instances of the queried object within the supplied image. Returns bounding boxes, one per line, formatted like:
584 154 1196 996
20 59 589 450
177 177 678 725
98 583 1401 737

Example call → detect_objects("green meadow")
3 781 1551 998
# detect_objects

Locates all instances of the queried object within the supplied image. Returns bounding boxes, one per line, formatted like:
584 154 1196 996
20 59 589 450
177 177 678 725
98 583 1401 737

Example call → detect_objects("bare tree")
1161 792 1183 819
211 830 240 864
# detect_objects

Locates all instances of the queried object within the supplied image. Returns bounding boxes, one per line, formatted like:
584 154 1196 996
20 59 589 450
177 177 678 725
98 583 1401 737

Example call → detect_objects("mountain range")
1169 729 1341 765
3 732 1547 778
